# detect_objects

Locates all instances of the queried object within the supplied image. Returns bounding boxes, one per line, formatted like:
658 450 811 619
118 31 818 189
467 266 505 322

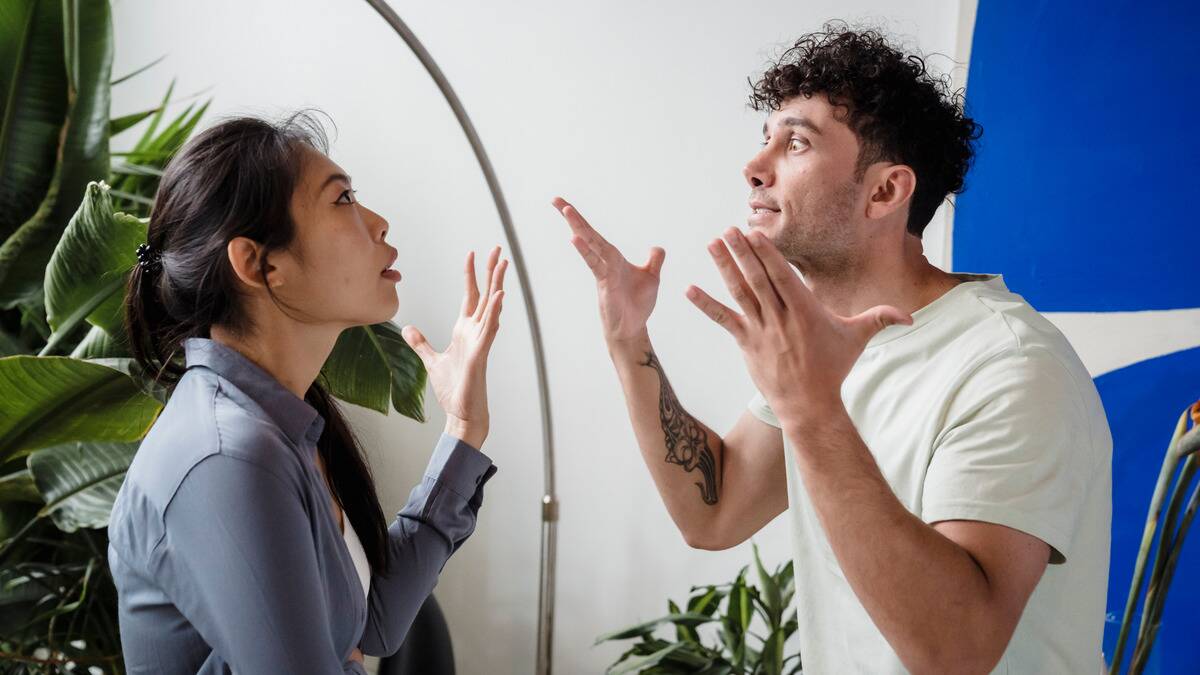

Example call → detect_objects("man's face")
743 94 867 275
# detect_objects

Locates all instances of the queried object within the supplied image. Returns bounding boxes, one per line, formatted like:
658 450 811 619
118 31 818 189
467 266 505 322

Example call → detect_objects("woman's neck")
208 321 342 401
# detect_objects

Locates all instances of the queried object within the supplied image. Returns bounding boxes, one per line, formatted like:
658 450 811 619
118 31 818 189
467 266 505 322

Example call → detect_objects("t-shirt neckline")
865 273 1006 349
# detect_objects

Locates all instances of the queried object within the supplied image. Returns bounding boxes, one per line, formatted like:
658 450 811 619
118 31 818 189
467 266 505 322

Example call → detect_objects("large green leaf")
29 440 136 532
44 181 143 336
0 0 68 241
0 355 160 463
0 0 112 307
320 322 426 420
0 468 40 503
69 324 126 359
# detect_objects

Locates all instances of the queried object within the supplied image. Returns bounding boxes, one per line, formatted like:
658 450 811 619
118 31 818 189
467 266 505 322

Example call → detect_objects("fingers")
745 229 810 310
570 235 607 278
849 304 913 343
686 285 746 339
474 247 502 321
461 250 479 316
644 246 666 277
707 238 761 321
722 227 784 318
479 287 506 344
552 197 620 264
401 325 438 366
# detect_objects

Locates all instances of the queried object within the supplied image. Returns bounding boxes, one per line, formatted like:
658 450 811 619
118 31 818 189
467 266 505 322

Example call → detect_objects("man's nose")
743 152 773 188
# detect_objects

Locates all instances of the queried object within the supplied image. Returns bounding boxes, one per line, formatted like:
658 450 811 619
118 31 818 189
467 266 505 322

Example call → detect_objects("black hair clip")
135 242 161 271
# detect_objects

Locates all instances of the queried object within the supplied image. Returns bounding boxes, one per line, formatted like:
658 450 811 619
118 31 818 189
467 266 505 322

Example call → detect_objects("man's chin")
746 220 779 242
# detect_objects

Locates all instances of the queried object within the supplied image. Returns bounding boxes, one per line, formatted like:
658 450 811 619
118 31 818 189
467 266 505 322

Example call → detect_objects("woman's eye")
788 137 808 151
336 189 357 205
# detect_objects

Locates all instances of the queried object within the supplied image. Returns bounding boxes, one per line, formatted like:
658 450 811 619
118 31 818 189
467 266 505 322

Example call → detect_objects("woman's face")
271 145 400 328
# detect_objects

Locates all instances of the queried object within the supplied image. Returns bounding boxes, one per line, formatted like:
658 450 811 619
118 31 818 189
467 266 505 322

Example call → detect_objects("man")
553 24 1111 674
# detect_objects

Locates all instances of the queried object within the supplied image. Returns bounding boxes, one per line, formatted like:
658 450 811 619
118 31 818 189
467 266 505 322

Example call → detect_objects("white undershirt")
341 511 371 601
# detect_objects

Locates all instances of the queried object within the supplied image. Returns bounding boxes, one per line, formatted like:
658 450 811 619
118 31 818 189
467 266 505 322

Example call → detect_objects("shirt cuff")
424 432 497 501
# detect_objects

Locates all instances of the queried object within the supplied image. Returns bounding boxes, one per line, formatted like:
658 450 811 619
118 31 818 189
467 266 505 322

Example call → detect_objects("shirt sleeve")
358 433 497 657
747 390 782 428
159 453 362 673
921 347 1097 564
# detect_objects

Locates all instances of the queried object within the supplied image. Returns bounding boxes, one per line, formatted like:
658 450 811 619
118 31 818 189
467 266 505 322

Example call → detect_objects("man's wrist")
605 328 651 359
773 392 849 436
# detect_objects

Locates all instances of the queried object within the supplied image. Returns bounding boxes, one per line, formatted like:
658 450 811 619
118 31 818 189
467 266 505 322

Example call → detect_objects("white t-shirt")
748 274 1111 674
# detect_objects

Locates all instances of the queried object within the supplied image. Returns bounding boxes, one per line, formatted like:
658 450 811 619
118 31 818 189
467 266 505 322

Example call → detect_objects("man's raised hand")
553 196 665 344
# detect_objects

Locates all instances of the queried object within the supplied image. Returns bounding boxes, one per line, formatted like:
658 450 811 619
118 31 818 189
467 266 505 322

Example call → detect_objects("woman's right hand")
402 247 508 449
553 197 664 345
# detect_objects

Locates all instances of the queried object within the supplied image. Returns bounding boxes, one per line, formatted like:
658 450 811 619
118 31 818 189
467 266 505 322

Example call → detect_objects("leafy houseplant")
0 1 427 671
597 544 800 675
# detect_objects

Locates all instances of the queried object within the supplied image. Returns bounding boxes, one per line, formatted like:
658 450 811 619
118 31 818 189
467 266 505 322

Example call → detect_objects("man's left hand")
687 227 911 426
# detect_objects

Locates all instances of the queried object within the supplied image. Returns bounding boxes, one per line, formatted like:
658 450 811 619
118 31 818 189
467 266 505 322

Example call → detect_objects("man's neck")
800 238 960 320
209 314 342 402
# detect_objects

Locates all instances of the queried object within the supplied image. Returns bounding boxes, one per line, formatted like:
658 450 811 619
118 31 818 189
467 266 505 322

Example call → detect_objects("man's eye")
336 189 357 205
788 137 808 151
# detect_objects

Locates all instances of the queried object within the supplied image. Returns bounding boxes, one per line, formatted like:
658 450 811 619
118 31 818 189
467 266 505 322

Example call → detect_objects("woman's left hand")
402 247 508 449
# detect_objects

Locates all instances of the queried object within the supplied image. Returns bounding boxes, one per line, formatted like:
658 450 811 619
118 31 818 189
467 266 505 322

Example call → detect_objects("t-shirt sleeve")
921 347 1097 564
747 390 782 429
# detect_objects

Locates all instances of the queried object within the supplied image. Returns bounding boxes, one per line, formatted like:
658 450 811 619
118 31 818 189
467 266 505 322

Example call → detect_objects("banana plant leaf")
0 468 40 503
321 321 427 421
29 440 137 532
0 0 68 240
43 181 144 344
0 0 113 307
0 355 160 464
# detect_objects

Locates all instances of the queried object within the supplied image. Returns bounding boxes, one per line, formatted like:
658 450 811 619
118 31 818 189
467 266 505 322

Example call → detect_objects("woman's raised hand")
401 247 508 449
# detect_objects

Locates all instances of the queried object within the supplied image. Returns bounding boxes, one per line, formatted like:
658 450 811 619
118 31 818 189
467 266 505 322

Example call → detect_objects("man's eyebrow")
762 116 823 137
319 172 352 192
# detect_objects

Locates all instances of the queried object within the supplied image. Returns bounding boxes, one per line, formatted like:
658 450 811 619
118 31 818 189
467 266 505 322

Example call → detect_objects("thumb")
849 304 912 342
644 246 666 277
401 325 437 365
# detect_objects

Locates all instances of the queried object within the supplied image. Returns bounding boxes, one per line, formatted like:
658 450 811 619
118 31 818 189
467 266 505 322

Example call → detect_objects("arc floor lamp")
362 2 559 674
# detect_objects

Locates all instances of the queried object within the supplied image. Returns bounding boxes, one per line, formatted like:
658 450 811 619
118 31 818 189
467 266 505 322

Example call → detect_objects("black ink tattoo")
641 351 721 505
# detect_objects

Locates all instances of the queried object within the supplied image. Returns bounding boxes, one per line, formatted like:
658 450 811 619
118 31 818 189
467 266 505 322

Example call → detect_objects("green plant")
0 2 427 671
597 544 800 675
1110 400 1200 674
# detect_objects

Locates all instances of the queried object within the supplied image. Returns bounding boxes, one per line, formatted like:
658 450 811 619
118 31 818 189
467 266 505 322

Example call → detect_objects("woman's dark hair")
749 22 983 237
124 111 391 575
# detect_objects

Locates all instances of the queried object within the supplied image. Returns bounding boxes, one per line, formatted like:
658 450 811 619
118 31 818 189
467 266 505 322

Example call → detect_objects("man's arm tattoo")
641 351 721 505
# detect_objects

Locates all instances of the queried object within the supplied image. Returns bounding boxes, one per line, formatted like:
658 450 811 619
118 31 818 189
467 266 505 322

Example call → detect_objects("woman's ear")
865 163 917 221
226 237 278 289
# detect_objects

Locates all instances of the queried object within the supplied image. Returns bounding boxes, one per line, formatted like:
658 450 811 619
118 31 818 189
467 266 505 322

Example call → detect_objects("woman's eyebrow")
319 172 352 191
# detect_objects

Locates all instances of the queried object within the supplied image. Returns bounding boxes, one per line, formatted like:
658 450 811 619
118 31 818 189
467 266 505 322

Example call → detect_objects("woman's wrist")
444 417 487 449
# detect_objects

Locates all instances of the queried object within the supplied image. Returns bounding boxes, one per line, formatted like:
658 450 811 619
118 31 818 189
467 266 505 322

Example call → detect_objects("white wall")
110 1 975 672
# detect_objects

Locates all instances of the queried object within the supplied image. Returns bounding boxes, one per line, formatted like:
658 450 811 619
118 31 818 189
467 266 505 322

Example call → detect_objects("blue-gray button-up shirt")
107 337 497 674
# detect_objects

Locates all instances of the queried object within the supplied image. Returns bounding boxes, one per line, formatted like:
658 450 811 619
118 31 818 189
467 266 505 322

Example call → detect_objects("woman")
106 111 507 674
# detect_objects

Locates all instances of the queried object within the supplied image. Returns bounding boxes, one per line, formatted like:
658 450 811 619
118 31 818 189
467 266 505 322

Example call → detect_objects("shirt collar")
183 337 325 447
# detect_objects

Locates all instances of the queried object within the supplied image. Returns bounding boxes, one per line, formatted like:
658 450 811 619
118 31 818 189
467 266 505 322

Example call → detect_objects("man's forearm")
607 330 725 535
780 405 1007 673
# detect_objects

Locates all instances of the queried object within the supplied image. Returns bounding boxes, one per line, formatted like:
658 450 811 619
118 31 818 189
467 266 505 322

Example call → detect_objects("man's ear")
226 237 278 289
865 163 916 221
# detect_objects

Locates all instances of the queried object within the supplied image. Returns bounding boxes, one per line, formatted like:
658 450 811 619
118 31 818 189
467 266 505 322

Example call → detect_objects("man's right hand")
552 197 665 344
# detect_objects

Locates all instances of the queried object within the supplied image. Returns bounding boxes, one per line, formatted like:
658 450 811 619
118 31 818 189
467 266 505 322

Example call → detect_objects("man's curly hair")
749 23 982 237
